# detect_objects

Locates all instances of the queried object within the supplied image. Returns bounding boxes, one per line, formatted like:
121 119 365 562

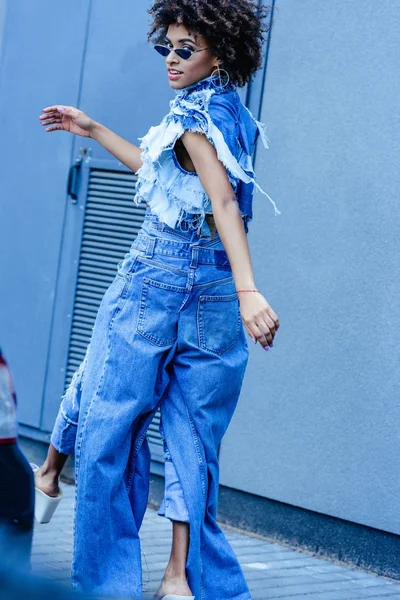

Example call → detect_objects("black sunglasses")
154 44 210 61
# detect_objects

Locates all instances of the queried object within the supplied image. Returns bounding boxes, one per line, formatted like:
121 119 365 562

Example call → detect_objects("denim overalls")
51 207 252 599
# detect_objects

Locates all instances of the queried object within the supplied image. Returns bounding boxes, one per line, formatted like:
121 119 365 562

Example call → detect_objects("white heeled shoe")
30 463 63 524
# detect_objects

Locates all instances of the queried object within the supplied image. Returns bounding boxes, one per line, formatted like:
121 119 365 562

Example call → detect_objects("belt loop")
145 237 155 258
190 247 199 269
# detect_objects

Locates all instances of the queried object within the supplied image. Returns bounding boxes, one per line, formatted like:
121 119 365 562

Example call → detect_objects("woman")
35 1 280 599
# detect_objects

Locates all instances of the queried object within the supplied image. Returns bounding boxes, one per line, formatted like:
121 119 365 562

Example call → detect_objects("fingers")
41 105 66 113
244 322 272 350
243 324 257 345
259 308 280 345
39 106 74 121
244 313 278 351
39 115 63 132
41 106 58 113
256 312 276 345
268 307 280 331
40 115 62 125
249 322 272 348
255 322 274 348
39 106 69 132
43 124 64 132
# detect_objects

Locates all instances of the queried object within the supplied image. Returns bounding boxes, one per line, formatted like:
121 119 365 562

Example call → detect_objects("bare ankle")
38 462 59 480
163 565 187 582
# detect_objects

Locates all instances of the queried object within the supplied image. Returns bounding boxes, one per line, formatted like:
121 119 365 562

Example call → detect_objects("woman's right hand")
38 105 95 138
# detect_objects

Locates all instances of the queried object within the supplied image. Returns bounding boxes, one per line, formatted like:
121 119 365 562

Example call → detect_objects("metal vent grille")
64 167 163 461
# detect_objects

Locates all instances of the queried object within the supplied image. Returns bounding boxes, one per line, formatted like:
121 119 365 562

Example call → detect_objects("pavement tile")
30 483 400 599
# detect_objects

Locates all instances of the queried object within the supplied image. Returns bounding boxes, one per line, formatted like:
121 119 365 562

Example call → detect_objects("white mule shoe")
30 463 63 524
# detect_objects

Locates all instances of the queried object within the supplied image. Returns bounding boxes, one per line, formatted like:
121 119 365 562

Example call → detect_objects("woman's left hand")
238 292 280 351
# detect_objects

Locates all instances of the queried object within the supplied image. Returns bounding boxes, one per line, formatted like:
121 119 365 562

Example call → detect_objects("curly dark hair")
147 0 273 88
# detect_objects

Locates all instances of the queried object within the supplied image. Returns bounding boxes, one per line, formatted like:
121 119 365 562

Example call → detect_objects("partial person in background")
0 347 35 571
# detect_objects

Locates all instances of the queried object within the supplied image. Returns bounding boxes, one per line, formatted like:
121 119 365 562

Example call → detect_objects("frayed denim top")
134 74 280 234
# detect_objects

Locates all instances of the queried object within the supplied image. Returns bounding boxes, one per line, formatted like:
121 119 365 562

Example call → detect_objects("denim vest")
134 74 280 234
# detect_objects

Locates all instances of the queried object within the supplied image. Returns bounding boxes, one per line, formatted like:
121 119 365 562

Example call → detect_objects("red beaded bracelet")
237 289 259 293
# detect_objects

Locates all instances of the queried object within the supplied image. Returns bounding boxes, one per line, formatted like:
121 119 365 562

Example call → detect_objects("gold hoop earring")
210 65 230 89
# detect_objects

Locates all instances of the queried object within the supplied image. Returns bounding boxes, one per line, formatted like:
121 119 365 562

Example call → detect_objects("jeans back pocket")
137 277 185 346
197 292 241 355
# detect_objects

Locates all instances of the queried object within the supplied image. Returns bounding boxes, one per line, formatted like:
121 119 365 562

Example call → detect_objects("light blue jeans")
51 207 250 599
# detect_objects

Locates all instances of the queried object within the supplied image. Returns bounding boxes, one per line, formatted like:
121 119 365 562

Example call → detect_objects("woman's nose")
166 50 180 66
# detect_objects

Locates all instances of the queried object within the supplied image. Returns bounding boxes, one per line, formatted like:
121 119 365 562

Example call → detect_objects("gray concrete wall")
219 0 400 536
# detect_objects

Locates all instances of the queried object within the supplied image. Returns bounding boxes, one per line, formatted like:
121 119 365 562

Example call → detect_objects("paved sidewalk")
31 483 400 600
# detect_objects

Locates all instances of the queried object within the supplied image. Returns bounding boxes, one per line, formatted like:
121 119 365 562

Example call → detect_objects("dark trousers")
0 443 35 571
